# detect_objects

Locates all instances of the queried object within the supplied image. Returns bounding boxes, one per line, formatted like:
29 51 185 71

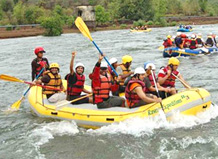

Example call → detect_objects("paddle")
0 74 63 91
158 46 164 50
171 73 191 89
150 70 165 113
75 17 118 76
55 94 92 110
11 68 45 110
171 73 208 101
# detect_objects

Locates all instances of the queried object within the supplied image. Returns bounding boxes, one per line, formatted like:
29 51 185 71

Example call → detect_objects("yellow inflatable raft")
28 81 211 129
130 28 152 32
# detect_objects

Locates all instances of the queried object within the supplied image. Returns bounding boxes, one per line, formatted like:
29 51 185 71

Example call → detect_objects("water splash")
88 105 218 137
29 120 79 146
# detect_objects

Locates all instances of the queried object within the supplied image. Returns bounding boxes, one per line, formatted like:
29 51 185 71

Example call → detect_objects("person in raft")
143 62 170 99
158 57 190 95
65 52 92 104
117 55 134 93
89 54 125 109
34 63 66 103
125 67 162 108
31 47 49 81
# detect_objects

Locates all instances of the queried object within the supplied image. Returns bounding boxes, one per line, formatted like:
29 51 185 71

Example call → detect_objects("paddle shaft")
151 71 165 112
172 73 191 89
56 94 92 109
92 41 118 76
23 68 45 96
24 81 63 91
75 17 118 77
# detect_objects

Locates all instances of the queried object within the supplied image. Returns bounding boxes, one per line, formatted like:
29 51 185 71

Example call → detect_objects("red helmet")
181 34 187 38
34 47 45 55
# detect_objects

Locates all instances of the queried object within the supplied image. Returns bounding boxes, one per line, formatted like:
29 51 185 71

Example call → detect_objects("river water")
0 24 218 159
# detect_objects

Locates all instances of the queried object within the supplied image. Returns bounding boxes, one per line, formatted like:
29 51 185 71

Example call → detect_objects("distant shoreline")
1 16 218 39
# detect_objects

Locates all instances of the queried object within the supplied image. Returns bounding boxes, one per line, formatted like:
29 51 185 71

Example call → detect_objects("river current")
0 24 218 159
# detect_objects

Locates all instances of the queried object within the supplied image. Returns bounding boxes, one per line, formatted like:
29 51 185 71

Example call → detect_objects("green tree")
40 16 63 36
166 0 182 14
95 5 110 24
108 0 121 20
13 2 25 24
0 0 14 12
198 0 208 13
119 0 154 20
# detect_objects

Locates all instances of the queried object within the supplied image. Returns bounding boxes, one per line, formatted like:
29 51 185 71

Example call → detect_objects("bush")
160 18 167 27
66 16 75 28
6 25 13 31
154 21 160 26
171 21 177 26
95 5 110 24
147 20 153 25
133 19 146 27
112 24 116 28
40 16 63 36
120 24 127 29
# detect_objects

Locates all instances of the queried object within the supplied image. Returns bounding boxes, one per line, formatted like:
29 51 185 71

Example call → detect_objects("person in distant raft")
125 67 162 108
31 47 49 81
157 57 190 95
65 52 92 104
89 54 125 109
35 63 66 103
117 55 134 93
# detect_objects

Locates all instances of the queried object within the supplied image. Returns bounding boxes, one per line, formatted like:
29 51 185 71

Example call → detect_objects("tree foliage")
40 16 63 36
95 5 110 24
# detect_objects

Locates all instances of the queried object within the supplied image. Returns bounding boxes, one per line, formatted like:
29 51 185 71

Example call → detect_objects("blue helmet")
144 62 156 70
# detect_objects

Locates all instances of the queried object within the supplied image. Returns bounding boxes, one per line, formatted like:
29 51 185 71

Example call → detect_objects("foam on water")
88 105 218 137
29 120 79 146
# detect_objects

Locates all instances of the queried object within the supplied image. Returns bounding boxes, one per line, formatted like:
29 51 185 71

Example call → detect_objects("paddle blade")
0 74 24 83
75 17 93 41
158 46 164 50
11 96 25 110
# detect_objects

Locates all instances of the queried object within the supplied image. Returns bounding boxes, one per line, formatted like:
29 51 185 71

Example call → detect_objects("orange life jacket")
43 72 62 95
119 64 131 86
125 80 146 107
93 74 111 104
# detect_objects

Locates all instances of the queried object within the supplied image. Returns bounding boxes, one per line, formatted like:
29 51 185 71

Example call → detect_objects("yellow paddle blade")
158 46 164 50
11 96 25 110
0 74 24 83
75 17 93 41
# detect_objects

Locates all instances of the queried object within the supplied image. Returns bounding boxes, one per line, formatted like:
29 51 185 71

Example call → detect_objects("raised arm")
70 52 76 74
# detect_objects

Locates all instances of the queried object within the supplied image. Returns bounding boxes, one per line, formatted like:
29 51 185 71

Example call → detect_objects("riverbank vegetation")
0 0 218 36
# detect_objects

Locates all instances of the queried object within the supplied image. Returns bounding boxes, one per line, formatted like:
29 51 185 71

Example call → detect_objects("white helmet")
208 32 213 36
197 33 202 36
109 58 118 64
134 67 145 75
191 34 196 39
100 62 108 68
75 62 85 70
177 32 181 36
144 62 156 70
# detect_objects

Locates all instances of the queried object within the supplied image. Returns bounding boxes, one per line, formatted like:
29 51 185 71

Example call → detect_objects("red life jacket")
160 67 179 88
93 74 111 104
189 39 197 49
148 74 155 86
67 73 85 96
34 58 47 76
163 39 172 48
125 80 146 107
